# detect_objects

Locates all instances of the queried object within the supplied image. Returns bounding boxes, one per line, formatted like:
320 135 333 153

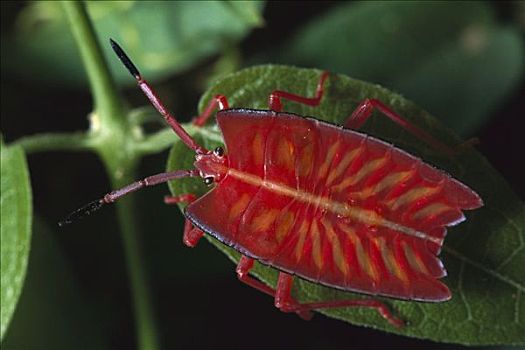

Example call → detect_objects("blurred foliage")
1 218 108 350
1 1 524 349
268 2 524 136
167 65 525 345
2 1 264 86
0 141 32 340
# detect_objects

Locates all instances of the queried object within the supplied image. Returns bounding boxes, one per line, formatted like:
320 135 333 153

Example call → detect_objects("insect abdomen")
186 109 482 301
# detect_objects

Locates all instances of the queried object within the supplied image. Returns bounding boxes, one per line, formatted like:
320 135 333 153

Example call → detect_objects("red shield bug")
61 39 483 327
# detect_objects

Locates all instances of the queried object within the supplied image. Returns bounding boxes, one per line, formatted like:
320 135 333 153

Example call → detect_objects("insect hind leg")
235 256 402 326
275 273 404 328
344 98 476 155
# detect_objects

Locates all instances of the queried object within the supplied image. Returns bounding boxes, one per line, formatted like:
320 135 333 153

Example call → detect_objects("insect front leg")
164 194 204 247
268 71 329 112
192 95 230 127
275 273 404 328
235 256 313 320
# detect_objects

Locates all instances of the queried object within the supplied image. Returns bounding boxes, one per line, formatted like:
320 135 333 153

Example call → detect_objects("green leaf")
4 1 265 86
1 218 109 350
273 2 525 136
166 65 525 345
1 141 32 340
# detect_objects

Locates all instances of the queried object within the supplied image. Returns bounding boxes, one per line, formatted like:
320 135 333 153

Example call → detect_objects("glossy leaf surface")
272 2 524 136
3 1 265 86
0 141 32 340
167 65 524 345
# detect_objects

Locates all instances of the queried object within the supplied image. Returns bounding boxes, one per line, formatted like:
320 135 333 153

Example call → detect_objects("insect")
62 39 483 327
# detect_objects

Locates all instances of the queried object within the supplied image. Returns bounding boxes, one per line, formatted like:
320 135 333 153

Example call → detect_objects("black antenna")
108 38 204 153
59 169 198 227
110 38 141 79
58 199 105 227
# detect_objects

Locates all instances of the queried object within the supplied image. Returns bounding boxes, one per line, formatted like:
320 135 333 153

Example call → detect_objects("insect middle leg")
236 256 313 320
164 194 204 247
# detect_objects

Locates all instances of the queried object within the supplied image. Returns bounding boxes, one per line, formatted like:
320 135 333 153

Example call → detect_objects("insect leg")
164 194 204 247
235 256 313 320
192 95 230 127
268 71 329 112
164 194 197 205
275 272 404 328
181 221 204 247
344 98 464 155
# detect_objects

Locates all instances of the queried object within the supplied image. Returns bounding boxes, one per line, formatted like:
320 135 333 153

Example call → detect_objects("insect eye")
204 177 214 185
213 146 224 157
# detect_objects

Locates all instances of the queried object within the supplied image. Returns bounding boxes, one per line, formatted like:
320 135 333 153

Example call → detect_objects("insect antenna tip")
58 199 106 227
109 38 141 80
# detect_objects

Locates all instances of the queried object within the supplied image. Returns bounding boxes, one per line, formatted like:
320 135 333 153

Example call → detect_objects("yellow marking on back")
298 143 314 178
276 138 295 171
311 220 324 271
340 223 378 281
388 186 441 211
318 141 341 180
402 241 430 275
275 211 295 243
375 170 414 193
333 157 388 193
251 208 280 232
326 146 362 186
252 133 264 167
332 176 356 194
355 170 414 199
321 218 349 276
226 167 439 244
412 202 451 220
375 237 408 284
228 193 251 221
294 220 310 262
350 157 388 185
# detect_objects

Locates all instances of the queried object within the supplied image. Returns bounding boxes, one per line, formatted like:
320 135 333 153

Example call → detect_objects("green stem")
61 2 160 350
11 132 95 154
134 124 223 155
61 1 126 132
112 170 161 350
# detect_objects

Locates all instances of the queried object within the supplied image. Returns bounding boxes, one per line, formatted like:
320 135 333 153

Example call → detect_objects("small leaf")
1 141 32 340
3 1 266 86
273 2 524 136
167 65 524 345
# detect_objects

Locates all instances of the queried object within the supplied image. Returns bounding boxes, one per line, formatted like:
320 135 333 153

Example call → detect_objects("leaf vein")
515 290 521 324
458 261 473 321
444 247 525 292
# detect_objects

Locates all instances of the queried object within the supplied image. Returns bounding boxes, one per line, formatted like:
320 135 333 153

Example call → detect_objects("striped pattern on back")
186 109 482 301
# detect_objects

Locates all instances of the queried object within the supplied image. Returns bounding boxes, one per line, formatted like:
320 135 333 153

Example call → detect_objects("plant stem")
134 124 223 155
61 1 126 132
61 2 160 350
11 132 95 154
112 170 161 350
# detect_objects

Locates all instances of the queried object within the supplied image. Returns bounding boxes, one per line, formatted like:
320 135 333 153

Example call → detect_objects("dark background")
1 2 524 349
